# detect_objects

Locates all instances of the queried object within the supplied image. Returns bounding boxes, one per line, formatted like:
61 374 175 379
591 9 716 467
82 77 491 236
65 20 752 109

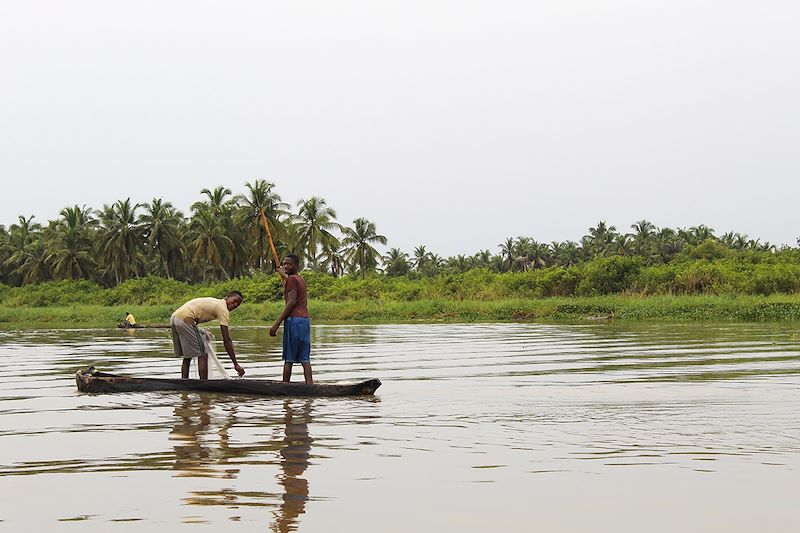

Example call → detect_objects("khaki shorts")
170 315 206 359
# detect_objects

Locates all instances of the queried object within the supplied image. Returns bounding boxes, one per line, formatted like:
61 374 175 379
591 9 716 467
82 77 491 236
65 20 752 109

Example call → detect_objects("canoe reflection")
168 393 314 530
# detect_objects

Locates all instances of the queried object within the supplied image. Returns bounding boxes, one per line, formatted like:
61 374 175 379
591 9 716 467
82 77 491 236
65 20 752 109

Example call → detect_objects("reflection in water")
170 394 216 477
168 394 315 530
272 400 314 533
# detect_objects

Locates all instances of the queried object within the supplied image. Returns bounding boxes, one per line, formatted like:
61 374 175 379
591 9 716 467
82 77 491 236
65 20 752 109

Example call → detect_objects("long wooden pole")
260 208 287 283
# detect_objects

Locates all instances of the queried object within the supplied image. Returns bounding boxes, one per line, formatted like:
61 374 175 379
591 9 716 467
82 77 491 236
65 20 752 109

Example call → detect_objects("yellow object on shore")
125 313 136 326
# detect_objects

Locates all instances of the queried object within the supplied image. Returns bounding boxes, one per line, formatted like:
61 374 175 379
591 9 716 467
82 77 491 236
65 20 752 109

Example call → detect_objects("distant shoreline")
3 295 800 326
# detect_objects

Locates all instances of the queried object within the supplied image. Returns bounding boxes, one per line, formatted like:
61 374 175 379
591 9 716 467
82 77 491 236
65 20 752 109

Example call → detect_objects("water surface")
0 322 798 532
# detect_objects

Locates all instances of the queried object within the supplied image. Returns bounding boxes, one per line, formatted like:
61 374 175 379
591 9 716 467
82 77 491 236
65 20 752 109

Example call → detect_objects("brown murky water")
1 322 799 532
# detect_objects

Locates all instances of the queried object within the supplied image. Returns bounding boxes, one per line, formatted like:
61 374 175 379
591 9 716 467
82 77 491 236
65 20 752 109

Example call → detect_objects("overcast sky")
2 1 798 256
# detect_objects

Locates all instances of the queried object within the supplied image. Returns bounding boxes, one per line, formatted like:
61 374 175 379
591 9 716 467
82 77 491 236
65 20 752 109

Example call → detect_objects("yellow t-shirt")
126 314 136 325
173 297 230 326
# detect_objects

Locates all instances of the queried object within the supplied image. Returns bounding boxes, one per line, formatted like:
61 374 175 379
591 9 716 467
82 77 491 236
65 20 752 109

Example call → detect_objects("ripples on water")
0 323 799 531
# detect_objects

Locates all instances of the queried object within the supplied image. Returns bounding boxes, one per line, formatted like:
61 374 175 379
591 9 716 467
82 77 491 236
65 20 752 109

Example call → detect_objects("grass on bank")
4 294 800 325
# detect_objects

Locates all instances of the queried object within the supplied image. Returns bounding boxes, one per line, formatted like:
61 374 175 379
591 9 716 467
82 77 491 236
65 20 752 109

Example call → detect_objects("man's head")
225 290 244 311
281 253 300 276
125 312 130 317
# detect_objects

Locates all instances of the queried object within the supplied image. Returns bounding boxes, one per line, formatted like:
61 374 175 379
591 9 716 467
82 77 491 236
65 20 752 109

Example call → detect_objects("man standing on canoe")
171 292 246 379
270 254 313 384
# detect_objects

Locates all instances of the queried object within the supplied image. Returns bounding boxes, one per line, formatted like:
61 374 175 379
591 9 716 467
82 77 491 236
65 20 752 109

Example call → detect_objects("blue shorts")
282 317 311 363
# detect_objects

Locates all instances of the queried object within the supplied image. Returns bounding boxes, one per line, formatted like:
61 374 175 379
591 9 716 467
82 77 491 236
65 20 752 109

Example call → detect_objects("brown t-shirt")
285 274 309 318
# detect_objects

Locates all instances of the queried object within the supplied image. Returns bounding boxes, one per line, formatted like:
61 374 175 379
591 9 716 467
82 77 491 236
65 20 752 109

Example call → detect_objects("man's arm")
220 325 245 377
270 289 297 336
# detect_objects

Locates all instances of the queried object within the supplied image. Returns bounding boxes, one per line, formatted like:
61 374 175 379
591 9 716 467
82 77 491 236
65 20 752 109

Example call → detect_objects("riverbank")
3 295 800 326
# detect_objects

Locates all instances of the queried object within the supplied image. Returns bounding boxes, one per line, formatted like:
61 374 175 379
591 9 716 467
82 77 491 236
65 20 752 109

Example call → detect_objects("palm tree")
58 205 97 230
613 234 634 256
528 240 551 268
498 238 514 272
4 215 44 285
320 241 346 277
690 225 715 244
295 197 342 271
341 218 387 276
194 186 254 279
270 217 307 270
677 225 715 247
631 220 655 239
655 228 683 263
490 254 507 272
512 238 554 270
734 233 750 251
0 225 9 283
224 215 252 279
474 249 492 269
420 253 444 277
98 199 146 285
631 220 656 258
412 245 429 272
193 186 235 216
235 180 288 271
446 254 470 273
46 230 95 281
139 199 186 278
747 239 776 252
720 231 736 248
383 248 410 276
44 205 98 280
586 221 618 257
550 241 566 266
186 209 235 281
15 241 50 284
551 241 582 267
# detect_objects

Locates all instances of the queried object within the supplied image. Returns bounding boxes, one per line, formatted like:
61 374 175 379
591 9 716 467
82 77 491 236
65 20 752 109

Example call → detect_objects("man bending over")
171 291 245 379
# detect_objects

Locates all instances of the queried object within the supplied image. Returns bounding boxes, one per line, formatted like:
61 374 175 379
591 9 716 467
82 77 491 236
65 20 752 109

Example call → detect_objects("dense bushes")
2 254 800 308
0 280 106 307
106 276 193 305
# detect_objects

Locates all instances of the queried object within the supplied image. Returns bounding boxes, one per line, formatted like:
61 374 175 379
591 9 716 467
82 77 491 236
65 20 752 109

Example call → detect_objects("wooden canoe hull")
75 367 381 397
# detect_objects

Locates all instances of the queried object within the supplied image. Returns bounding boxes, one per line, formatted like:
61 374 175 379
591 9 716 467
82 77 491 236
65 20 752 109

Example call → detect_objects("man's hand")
269 324 279 336
234 363 245 377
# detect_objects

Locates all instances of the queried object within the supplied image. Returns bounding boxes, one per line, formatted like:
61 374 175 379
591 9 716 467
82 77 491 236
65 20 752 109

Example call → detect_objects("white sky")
1 1 798 256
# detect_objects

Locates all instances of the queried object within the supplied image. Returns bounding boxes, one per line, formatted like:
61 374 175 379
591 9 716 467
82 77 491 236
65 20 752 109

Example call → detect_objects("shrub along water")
2 256 800 309
2 254 800 324
3 296 800 325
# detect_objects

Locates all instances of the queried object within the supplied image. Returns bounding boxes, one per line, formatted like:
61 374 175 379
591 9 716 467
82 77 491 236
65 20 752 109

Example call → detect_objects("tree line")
0 180 796 288
0 181 387 286
384 221 791 277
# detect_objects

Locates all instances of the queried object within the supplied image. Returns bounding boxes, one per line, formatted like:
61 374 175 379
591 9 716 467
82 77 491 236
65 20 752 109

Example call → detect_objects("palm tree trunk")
257 230 264 269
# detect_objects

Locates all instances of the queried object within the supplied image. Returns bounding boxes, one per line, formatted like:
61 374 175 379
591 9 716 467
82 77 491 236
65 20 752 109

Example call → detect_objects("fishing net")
188 328 231 379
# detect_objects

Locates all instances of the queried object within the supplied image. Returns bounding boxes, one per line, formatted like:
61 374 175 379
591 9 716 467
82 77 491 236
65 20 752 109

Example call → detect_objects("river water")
0 322 798 532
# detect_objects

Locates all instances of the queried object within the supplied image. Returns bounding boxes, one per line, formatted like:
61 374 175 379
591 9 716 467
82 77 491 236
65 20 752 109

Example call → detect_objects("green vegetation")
2 264 800 325
3 295 800 325
2 182 798 288
3 254 800 309
2 182 800 324
0 181 378 285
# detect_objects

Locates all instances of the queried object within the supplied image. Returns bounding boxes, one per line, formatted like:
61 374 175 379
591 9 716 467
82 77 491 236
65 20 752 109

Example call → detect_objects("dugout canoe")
75 367 381 397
